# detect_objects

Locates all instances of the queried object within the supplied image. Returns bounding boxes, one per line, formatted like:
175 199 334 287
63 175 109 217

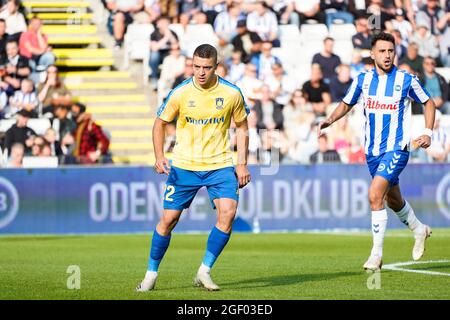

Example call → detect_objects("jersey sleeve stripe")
156 78 192 117
218 77 250 115
343 72 364 105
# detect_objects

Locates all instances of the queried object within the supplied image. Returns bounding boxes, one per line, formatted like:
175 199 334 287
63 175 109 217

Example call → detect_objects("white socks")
199 263 211 274
145 270 158 279
393 201 423 235
371 209 388 257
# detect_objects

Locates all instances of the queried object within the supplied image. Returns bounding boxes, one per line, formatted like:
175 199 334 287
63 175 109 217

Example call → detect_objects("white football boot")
194 269 220 291
135 273 157 292
363 254 383 271
413 225 432 261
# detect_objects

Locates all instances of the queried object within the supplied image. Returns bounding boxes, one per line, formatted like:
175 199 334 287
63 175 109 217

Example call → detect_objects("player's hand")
236 164 251 188
154 157 170 175
413 135 431 149
317 119 333 137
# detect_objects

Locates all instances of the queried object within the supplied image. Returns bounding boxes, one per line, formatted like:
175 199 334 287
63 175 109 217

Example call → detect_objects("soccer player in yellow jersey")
136 44 251 292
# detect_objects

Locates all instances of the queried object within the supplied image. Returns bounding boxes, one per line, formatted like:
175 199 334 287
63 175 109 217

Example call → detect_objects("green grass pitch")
1 229 449 300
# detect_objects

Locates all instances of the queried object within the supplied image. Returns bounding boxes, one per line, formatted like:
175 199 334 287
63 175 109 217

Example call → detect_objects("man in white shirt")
0 0 27 41
246 1 280 46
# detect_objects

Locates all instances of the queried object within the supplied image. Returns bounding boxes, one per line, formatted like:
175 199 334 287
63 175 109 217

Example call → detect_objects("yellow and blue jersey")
157 76 249 171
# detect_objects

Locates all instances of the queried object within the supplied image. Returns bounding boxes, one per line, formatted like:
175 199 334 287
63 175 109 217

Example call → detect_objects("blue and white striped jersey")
343 66 430 156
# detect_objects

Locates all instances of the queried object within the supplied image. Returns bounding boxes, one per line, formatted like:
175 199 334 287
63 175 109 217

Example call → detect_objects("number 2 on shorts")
165 185 175 201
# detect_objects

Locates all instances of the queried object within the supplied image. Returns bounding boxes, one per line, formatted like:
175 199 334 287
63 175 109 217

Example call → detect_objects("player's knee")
368 189 384 209
159 215 179 232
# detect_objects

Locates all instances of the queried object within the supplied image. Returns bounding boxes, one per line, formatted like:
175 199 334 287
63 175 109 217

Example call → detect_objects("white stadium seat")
436 67 450 83
23 156 59 168
184 24 219 57
122 23 154 83
279 24 301 47
329 24 357 42
300 23 328 43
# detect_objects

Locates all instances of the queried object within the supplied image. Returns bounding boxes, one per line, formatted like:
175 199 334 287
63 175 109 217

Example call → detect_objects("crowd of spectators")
103 0 450 165
0 0 111 168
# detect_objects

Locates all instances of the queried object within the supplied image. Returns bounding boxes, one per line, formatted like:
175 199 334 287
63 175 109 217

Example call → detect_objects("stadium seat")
279 24 301 47
47 36 101 45
436 67 450 83
329 24 357 42
0 119 15 133
23 156 59 168
28 118 52 135
184 24 219 57
169 24 188 53
333 40 355 64
300 24 328 43
42 25 97 35
122 23 154 83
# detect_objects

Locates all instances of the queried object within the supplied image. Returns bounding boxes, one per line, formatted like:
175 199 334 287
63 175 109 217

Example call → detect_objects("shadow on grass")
221 271 362 289
0 236 85 242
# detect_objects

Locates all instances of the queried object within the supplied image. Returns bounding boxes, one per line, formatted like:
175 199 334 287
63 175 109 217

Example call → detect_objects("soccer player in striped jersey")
318 32 436 271
136 44 251 291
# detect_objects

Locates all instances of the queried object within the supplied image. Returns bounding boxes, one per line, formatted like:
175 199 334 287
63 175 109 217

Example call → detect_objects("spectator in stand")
4 108 36 154
0 19 9 61
38 65 72 116
214 1 244 50
178 0 203 24
350 51 365 79
159 0 178 22
352 16 373 53
200 0 227 25
347 0 370 18
410 22 440 60
265 62 296 106
416 0 446 36
265 0 296 25
302 63 332 116
439 8 450 67
231 19 262 63
253 85 284 131
246 109 261 164
235 62 263 106
216 61 228 78
226 50 245 84
149 15 179 89
71 102 111 165
157 43 185 105
5 141 23 167
283 89 315 144
172 57 193 88
18 16 56 78
399 42 424 75
44 127 63 157
329 117 353 163
386 8 412 47
250 40 281 81
366 0 395 29
7 78 38 118
246 1 280 47
31 135 45 157
329 64 352 103
422 56 449 113
0 86 7 118
310 133 341 164
0 39 31 91
53 104 75 142
106 0 145 48
292 0 326 26
348 135 366 164
141 0 161 24
0 0 26 42
425 109 450 162
391 29 407 65
320 0 354 28
312 37 341 84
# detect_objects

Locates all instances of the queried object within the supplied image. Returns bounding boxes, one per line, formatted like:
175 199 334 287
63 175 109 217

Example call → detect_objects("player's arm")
317 101 352 136
413 98 436 149
152 118 171 175
153 89 179 174
235 119 251 188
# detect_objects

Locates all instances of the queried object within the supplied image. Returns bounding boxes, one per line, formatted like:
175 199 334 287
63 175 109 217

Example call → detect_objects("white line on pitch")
383 260 450 277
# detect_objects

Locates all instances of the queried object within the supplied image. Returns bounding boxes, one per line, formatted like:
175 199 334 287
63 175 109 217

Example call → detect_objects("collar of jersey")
192 75 219 92
372 65 397 77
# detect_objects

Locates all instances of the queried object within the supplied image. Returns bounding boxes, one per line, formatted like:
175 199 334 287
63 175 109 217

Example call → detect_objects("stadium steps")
23 0 155 165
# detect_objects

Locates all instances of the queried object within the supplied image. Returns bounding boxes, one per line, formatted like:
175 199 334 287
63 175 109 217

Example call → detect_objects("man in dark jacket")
4 108 36 154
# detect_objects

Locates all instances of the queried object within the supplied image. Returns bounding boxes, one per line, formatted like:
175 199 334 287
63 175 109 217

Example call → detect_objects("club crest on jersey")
215 97 224 110
188 100 196 107
377 163 386 171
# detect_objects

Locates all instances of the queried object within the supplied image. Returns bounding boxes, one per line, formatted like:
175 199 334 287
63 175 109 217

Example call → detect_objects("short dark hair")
371 32 395 48
193 44 218 63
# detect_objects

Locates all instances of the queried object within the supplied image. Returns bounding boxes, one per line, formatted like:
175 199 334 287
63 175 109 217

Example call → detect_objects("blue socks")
147 230 171 272
202 226 231 268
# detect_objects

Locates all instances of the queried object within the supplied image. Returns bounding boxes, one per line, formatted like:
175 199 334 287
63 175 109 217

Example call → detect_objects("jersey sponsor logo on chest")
366 98 399 111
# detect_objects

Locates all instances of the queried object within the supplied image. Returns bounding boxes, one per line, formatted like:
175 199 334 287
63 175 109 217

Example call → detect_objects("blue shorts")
366 150 409 186
163 166 239 211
